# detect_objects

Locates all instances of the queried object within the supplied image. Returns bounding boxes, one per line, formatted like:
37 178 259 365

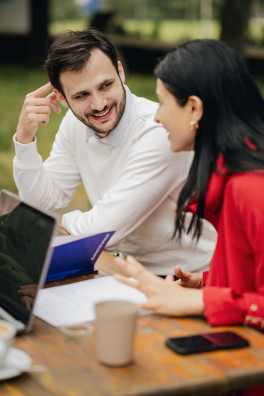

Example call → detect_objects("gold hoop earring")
190 120 199 131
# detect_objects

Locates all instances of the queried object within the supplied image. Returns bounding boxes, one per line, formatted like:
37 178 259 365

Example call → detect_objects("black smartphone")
165 331 249 355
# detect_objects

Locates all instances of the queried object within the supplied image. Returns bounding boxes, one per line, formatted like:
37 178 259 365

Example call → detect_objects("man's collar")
85 85 134 147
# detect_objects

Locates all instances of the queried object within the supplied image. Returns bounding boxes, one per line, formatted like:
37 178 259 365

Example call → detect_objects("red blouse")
189 155 264 330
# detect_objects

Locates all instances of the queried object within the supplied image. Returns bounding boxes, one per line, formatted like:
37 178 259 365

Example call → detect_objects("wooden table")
1 251 264 396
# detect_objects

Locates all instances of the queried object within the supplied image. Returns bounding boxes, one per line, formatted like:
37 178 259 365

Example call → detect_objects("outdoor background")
1 0 264 213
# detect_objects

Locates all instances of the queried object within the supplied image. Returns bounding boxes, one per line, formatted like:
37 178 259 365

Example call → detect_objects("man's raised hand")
16 82 61 144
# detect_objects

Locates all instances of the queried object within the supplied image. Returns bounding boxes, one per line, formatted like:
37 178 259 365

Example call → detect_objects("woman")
114 39 264 395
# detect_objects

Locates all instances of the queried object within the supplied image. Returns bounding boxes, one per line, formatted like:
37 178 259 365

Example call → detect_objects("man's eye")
76 93 87 99
101 82 112 90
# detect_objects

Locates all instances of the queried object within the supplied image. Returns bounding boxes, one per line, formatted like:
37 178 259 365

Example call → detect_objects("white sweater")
13 87 217 274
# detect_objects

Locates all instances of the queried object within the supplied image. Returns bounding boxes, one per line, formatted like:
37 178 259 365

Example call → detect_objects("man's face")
56 49 126 137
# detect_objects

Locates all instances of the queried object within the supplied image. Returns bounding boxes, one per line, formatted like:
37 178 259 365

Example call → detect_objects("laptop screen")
0 197 55 331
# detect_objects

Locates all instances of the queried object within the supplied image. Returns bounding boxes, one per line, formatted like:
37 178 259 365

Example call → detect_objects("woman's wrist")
188 288 204 316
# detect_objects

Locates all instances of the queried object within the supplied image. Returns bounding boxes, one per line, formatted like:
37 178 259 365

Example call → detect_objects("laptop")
0 190 57 333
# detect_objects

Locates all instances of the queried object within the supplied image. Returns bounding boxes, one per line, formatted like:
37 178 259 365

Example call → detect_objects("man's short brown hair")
45 28 119 94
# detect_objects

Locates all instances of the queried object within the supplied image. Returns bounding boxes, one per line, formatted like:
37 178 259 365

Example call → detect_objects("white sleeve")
13 111 82 211
62 127 193 246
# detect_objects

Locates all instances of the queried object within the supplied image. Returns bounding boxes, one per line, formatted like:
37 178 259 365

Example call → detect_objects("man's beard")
70 87 126 136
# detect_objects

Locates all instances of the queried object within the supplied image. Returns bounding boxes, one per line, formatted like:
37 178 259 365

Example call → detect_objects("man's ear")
53 89 69 108
188 95 203 122
117 61 125 84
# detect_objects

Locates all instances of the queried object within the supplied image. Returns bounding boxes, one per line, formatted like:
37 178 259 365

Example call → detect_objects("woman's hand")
173 266 203 289
114 256 204 317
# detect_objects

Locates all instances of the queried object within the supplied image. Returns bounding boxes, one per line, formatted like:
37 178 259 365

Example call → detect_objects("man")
13 28 216 275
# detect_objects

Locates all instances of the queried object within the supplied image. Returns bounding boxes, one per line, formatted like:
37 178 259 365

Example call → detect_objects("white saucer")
0 348 31 381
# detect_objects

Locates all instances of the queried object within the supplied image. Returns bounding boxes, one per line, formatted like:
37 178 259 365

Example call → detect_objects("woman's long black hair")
155 39 264 240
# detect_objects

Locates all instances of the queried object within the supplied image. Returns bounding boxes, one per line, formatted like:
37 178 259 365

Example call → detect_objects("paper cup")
95 300 138 366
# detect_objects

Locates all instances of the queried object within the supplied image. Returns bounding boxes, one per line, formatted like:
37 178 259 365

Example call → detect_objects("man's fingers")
47 99 61 114
47 92 58 102
30 82 53 98
25 81 61 112
42 118 50 125
47 91 56 98
47 91 61 110
24 96 61 115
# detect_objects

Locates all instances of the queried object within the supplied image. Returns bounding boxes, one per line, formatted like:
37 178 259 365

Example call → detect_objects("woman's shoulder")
228 171 264 187
226 171 264 208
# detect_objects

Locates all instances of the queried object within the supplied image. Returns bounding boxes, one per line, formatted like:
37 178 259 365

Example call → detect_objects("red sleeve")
203 174 264 330
203 288 264 330
203 271 209 286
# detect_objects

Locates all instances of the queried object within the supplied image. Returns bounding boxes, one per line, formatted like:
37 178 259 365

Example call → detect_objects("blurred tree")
30 0 49 63
220 0 254 54
104 0 223 21
105 0 189 20
50 0 82 21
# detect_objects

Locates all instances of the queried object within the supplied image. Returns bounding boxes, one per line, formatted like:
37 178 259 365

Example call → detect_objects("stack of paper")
34 276 147 327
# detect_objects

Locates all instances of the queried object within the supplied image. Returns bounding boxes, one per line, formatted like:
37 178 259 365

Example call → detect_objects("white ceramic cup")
95 300 138 367
0 320 16 366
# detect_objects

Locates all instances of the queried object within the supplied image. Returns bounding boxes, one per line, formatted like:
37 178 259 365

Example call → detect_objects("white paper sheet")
51 233 91 247
33 276 147 328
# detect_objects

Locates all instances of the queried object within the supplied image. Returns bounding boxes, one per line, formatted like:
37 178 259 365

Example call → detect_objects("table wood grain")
1 250 264 396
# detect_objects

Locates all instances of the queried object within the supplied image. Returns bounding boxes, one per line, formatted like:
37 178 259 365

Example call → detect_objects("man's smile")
90 106 114 122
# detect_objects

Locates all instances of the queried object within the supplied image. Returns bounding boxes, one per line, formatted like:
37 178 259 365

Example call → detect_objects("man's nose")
90 92 107 112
